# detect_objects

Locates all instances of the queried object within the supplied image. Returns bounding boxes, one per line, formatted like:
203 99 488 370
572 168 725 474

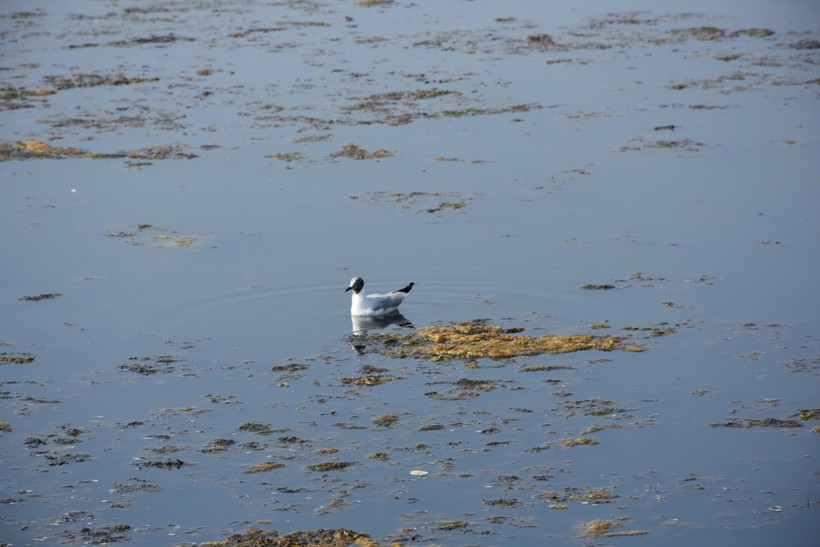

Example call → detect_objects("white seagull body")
346 277 414 317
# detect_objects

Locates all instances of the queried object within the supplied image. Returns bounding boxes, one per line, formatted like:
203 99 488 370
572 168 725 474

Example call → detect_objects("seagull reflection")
348 312 414 355
352 312 413 334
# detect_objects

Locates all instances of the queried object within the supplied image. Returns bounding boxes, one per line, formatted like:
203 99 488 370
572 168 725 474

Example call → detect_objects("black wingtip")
397 282 414 294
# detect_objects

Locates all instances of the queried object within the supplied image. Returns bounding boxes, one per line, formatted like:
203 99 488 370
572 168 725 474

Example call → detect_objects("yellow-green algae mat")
369 321 646 361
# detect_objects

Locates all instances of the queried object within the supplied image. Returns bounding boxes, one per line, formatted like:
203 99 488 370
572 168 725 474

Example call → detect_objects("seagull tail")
396 282 414 294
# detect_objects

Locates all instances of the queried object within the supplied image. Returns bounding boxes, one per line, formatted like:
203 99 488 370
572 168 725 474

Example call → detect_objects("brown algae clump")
201 527 375 546
579 517 648 539
561 437 601 448
329 144 393 160
0 140 197 161
435 520 470 530
579 519 622 538
243 461 285 474
375 321 645 361
371 414 399 427
0 353 35 364
307 461 355 472
19 292 62 301
341 374 397 386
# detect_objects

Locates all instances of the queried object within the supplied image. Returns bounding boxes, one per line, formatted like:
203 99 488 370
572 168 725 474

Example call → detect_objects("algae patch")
709 417 803 428
0 140 197 162
0 353 35 364
561 437 601 448
308 461 355 472
329 144 393 160
350 190 477 215
201 527 374 547
369 321 646 362
19 292 62 301
243 461 286 474
579 519 648 538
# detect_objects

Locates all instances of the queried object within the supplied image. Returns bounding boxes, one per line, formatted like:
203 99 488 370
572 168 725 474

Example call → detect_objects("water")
1 1 819 545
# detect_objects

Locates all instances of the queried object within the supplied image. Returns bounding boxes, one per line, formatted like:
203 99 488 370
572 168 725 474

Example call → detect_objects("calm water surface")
1 0 818 545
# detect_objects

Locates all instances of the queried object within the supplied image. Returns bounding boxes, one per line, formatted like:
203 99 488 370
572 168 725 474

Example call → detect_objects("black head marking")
346 277 364 294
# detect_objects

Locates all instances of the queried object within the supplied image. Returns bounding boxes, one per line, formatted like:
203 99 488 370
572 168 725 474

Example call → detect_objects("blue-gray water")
1 1 818 545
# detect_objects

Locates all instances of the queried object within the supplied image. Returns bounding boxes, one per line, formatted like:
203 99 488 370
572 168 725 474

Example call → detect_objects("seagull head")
346 277 364 294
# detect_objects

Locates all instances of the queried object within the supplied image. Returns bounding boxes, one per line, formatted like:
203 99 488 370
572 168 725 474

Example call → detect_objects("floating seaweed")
371 414 399 427
243 461 286 473
579 518 649 538
367 320 645 362
119 355 182 375
202 439 236 454
710 417 802 428
561 437 601 448
238 422 278 435
538 487 619 504
19 292 61 301
42 73 160 90
201 527 373 547
307 461 355 472
329 144 393 160
0 140 197 162
78 524 132 544
340 374 397 386
0 353 35 364
136 458 188 470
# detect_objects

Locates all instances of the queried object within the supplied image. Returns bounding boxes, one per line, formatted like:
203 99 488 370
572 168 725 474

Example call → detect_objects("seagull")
346 277 414 317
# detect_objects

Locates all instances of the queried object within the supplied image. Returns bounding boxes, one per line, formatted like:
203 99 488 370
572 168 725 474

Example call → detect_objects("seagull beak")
345 286 352 292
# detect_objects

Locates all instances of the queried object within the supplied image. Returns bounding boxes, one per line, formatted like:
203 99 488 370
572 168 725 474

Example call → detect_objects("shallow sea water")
1 0 819 545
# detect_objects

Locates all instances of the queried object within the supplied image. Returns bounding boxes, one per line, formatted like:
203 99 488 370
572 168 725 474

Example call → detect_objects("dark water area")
1 0 819 545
